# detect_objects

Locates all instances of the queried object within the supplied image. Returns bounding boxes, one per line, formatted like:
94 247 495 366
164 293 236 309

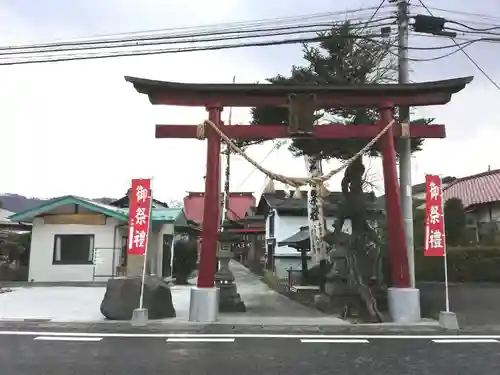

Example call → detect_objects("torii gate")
125 75 472 322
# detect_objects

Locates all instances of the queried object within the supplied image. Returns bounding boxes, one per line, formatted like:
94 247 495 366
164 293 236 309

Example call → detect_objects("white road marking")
167 338 235 343
34 336 103 342
432 339 500 344
301 339 369 344
2 331 500 341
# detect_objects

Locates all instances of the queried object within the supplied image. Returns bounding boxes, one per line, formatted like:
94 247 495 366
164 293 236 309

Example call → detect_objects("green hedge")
415 246 500 283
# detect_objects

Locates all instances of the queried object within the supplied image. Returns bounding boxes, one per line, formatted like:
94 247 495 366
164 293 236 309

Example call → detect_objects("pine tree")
242 22 432 321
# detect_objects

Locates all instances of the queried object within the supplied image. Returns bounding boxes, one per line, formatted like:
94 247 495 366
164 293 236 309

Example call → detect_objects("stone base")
220 293 246 312
218 284 246 313
189 287 219 323
439 311 460 330
314 293 331 312
131 308 148 326
388 287 421 323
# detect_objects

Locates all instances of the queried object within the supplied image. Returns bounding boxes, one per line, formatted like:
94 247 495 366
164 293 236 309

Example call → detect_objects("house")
183 191 256 224
413 176 456 209
109 189 171 209
183 191 265 269
443 169 500 242
223 208 266 271
255 189 381 279
376 176 457 210
8 195 191 283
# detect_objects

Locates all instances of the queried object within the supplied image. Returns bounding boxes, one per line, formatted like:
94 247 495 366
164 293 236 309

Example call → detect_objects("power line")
446 20 500 32
416 0 500 91
1 33 398 66
0 18 394 56
4 30 492 66
408 41 475 62
235 145 277 190
411 4 500 23
0 7 394 51
359 0 388 33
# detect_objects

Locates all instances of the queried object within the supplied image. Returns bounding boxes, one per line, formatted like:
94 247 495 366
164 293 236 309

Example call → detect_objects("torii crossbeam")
125 75 473 322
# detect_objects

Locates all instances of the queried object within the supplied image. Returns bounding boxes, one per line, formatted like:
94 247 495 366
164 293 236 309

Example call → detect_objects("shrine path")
220 260 348 325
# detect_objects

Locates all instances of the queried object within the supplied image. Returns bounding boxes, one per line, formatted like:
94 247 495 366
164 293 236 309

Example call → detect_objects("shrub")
415 246 500 283
262 270 287 293
173 239 198 285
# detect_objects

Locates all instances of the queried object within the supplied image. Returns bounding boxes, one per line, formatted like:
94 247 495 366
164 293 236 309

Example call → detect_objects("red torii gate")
125 76 472 319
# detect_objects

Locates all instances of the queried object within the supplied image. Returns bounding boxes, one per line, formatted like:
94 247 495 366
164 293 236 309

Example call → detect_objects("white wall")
151 223 175 278
29 217 122 282
264 211 353 277
473 202 500 223
274 257 315 279
269 213 352 255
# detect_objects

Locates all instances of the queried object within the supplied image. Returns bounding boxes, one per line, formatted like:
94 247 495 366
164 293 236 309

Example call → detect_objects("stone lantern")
214 229 246 312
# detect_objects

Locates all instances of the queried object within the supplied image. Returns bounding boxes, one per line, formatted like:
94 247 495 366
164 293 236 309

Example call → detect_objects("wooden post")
197 106 223 288
379 106 410 288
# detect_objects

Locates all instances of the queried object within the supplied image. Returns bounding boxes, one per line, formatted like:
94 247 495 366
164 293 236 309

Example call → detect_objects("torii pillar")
125 75 473 323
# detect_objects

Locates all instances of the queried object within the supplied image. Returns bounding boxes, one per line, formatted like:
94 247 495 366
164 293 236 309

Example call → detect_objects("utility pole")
394 0 416 287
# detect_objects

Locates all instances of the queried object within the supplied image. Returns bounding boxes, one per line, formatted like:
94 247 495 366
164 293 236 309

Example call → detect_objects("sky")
0 0 499 203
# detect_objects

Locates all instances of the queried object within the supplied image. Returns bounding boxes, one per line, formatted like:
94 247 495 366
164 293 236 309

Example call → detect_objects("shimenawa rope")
196 119 395 189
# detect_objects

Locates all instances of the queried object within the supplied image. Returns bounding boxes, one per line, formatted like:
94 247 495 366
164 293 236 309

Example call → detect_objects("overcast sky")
0 0 499 202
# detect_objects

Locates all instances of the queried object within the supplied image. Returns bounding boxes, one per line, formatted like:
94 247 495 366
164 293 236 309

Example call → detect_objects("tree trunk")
333 157 384 322
304 155 328 265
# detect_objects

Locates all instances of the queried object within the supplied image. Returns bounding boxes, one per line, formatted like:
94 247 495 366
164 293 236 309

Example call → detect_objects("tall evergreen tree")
241 22 432 321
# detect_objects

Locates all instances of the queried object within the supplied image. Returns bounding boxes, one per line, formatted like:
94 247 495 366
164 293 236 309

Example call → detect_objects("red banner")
424 174 446 257
127 179 152 255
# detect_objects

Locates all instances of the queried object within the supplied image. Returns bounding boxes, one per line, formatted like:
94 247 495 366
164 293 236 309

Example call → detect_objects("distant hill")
0 194 117 213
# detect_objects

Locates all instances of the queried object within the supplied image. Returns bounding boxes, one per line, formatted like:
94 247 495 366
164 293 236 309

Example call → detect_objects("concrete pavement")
0 261 347 326
2 331 500 375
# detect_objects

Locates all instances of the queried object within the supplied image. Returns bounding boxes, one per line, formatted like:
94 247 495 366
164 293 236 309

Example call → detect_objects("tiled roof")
412 176 456 194
443 169 500 207
258 190 382 216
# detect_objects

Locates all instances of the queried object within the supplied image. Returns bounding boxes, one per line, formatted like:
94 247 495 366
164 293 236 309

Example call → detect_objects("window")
53 234 95 265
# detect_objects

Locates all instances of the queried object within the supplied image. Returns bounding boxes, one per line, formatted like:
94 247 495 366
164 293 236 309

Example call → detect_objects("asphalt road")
2 331 500 375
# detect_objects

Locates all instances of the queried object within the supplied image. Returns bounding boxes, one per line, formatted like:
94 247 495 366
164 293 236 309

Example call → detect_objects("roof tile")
443 169 500 207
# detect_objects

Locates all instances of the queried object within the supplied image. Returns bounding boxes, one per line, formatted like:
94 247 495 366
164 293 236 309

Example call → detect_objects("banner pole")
138 178 154 310
170 236 175 280
439 175 450 313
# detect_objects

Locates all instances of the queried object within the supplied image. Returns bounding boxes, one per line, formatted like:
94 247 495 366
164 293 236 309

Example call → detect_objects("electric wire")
411 4 500 22
0 18 395 56
1 3 498 66
32 5 395 44
445 20 500 32
235 145 277 190
359 0 388 33
2 30 490 66
416 0 500 91
0 34 396 66
0 8 395 51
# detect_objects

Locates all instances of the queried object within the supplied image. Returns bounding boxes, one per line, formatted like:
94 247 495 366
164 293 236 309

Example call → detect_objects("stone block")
100 276 176 320
439 311 460 330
